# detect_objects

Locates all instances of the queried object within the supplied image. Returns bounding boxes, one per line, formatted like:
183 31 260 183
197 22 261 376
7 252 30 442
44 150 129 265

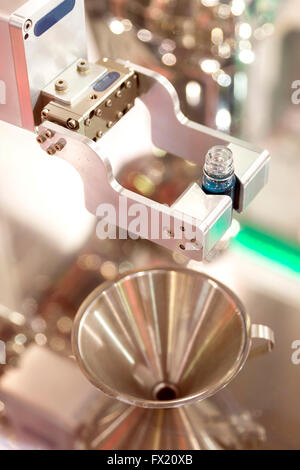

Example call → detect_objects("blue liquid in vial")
202 173 236 201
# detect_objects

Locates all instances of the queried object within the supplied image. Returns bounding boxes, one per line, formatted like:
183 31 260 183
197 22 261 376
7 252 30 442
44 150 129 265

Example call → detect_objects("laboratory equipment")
0 0 270 261
0 0 277 450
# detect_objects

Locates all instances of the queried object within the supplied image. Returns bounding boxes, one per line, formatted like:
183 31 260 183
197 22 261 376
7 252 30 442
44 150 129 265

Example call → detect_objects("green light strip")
233 224 300 275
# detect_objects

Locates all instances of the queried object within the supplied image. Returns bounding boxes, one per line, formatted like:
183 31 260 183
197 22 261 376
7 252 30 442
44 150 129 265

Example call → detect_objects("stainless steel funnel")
83 391 266 450
72 267 274 408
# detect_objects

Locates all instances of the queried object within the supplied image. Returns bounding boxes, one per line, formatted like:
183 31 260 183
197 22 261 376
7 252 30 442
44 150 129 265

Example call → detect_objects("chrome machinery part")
40 58 139 141
0 0 269 261
37 59 270 261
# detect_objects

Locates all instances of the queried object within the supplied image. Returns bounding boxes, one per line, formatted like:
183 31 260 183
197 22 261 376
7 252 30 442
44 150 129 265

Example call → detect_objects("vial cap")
204 146 234 178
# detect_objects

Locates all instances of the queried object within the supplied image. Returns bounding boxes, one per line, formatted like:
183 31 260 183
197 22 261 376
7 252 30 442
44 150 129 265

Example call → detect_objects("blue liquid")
202 174 236 202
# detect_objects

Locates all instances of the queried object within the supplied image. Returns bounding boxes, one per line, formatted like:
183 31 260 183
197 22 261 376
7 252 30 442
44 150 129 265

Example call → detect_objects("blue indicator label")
93 72 120 92
34 0 75 37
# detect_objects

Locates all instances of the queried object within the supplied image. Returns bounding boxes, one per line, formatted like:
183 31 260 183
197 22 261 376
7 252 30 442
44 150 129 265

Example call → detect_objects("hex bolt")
55 79 68 92
24 19 32 32
67 119 78 130
46 146 56 156
77 59 90 73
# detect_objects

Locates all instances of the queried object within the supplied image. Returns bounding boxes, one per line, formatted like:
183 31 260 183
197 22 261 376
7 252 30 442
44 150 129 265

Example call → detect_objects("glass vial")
202 145 236 202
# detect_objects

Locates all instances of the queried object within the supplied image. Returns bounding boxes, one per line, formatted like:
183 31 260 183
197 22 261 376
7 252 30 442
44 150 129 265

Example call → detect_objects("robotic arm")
0 0 270 261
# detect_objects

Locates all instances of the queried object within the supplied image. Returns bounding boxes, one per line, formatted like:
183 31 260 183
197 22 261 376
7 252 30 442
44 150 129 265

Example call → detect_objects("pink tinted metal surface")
0 17 23 128
9 23 34 131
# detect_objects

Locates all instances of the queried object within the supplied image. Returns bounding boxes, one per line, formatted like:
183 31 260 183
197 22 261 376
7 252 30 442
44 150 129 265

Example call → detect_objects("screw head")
163 228 175 239
126 80 132 89
116 90 122 98
77 59 90 73
36 135 46 144
105 99 112 107
116 111 123 119
24 20 32 32
55 79 68 92
45 129 54 138
84 118 91 127
106 121 114 128
55 141 65 151
41 109 49 118
96 131 103 138
126 103 133 111
46 146 56 155
67 119 78 130
96 109 102 117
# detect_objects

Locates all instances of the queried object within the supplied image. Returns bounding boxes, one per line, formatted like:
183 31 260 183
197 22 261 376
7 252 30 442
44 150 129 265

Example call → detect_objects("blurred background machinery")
0 0 300 450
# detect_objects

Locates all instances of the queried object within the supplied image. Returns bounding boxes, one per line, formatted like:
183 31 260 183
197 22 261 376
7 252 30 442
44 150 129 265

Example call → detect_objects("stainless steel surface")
1 0 297 451
0 0 30 129
84 390 266 450
198 247 300 450
129 60 270 214
42 60 107 106
0 0 87 129
0 344 102 450
249 324 275 359
15 0 87 113
37 57 269 260
41 58 139 141
37 116 231 261
0 219 295 448
1 0 269 259
72 267 273 408
172 182 232 255
228 143 270 213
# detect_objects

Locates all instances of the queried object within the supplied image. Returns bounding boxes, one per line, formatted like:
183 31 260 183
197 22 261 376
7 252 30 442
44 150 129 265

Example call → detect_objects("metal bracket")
37 61 270 261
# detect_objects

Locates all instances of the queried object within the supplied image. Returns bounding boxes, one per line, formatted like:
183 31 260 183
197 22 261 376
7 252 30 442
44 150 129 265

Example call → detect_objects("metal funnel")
73 267 271 408
84 391 266 450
